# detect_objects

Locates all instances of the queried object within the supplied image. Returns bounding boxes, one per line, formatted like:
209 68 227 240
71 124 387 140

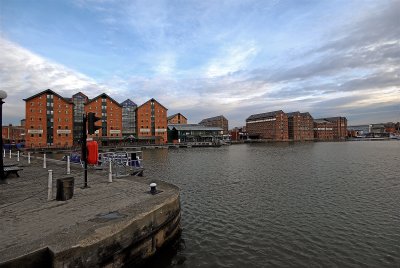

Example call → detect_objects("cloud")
0 38 110 123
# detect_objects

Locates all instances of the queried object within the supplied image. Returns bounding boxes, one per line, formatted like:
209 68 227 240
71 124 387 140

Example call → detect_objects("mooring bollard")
9 149 11 159
150 183 157 194
17 151 20 162
67 156 71 175
43 153 47 168
28 152 31 164
108 161 113 183
48 170 53 201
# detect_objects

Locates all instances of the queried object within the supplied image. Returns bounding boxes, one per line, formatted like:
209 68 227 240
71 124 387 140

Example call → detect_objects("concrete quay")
0 155 181 267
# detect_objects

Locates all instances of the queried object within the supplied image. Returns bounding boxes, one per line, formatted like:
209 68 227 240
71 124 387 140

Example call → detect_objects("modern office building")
72 92 89 144
24 89 74 148
313 119 334 140
121 99 137 137
167 124 223 143
84 93 123 143
167 113 187 124
136 98 168 144
246 110 288 140
199 115 228 134
287 112 314 141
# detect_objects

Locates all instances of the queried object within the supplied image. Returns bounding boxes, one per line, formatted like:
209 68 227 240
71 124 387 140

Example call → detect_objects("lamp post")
0 90 7 183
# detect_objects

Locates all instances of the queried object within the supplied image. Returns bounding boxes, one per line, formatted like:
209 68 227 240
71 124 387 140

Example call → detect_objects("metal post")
47 170 53 201
3 149 4 158
0 94 6 183
82 113 89 188
43 153 46 168
28 152 31 164
108 160 112 183
9 149 11 159
67 155 70 175
17 151 20 162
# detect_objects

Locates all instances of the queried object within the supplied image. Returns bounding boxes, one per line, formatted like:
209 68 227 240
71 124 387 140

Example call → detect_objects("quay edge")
0 160 182 268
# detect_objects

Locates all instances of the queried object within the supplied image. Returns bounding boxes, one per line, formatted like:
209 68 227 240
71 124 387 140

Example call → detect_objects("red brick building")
287 112 314 141
318 117 347 140
167 113 187 124
2 124 25 143
24 89 74 148
199 115 229 135
313 119 334 141
246 110 288 141
84 93 122 143
136 98 168 144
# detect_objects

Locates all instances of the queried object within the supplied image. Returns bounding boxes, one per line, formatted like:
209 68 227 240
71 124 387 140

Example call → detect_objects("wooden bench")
4 166 23 178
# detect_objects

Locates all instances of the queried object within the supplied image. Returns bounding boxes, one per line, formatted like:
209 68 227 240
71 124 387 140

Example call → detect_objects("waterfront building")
72 92 89 144
136 98 168 144
347 124 371 137
24 89 74 148
121 99 137 138
287 112 314 141
317 116 347 140
84 93 123 144
229 127 248 141
246 110 289 140
313 119 334 140
167 113 188 124
199 115 228 135
167 124 223 143
2 124 25 143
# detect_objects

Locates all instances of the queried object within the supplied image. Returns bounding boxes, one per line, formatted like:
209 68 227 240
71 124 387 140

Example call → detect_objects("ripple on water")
143 142 400 267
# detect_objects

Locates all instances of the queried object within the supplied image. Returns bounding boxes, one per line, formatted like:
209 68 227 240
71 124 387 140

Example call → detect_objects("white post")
9 149 11 158
3 149 5 158
47 170 53 201
67 156 70 175
28 152 31 164
43 153 46 169
17 151 20 162
108 161 112 183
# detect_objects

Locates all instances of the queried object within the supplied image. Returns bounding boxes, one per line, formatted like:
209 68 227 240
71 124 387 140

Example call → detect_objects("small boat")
63 150 144 176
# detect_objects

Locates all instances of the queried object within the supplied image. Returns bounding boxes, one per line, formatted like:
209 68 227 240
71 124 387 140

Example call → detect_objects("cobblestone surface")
0 153 179 263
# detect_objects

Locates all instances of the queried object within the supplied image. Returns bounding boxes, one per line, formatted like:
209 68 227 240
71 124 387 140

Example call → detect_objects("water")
142 141 400 267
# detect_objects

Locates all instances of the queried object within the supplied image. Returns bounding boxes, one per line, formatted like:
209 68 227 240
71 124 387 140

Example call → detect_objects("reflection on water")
142 141 400 267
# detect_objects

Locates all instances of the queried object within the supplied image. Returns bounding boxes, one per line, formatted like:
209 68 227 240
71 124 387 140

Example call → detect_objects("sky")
0 0 399 127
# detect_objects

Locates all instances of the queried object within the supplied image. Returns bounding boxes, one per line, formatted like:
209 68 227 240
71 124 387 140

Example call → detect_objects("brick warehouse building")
199 115 228 135
314 119 335 140
24 89 74 148
167 113 187 124
84 93 123 144
121 99 137 137
316 116 347 140
72 92 89 144
136 98 168 144
287 112 314 141
246 110 289 141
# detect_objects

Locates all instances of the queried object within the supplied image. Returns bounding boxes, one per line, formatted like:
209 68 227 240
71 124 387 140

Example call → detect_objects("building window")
31 134 34 137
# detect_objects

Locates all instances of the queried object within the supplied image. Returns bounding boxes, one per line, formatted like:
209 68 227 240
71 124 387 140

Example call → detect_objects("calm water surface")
142 141 400 267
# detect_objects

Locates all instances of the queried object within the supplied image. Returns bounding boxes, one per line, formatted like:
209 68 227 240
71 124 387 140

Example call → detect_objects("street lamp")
0 90 7 183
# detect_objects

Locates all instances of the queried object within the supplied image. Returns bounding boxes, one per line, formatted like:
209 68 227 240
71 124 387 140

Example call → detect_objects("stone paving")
0 153 179 264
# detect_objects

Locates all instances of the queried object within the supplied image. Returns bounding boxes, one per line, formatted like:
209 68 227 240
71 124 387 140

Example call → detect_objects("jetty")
0 154 181 267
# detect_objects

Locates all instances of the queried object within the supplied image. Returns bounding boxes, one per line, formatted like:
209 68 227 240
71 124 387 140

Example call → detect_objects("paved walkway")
0 153 179 264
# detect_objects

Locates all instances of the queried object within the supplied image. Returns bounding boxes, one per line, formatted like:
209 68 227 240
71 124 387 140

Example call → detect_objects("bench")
4 166 23 178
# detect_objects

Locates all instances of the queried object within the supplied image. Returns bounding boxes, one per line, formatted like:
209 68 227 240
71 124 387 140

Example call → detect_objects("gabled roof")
314 119 332 124
137 98 168 111
300 112 313 118
72 92 88 99
246 110 284 121
23 89 74 104
199 115 227 123
286 111 300 117
121 99 137 107
86 93 122 107
167 113 187 121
